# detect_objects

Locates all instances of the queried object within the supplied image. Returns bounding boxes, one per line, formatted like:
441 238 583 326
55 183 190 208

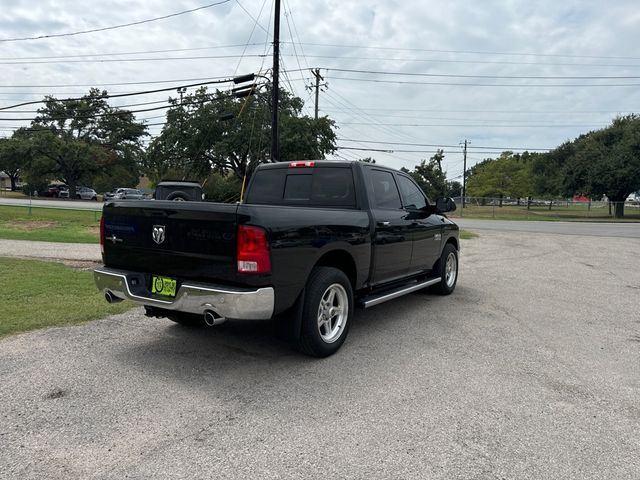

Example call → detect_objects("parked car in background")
103 188 126 201
76 187 98 201
58 187 69 199
115 188 145 200
154 180 203 201
40 184 68 198
625 192 640 205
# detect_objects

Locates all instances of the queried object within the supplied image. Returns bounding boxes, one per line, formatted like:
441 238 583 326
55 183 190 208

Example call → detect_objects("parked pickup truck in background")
94 160 459 357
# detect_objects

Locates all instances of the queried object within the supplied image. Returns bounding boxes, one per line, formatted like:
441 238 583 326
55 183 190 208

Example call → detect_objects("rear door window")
370 170 402 209
247 166 356 208
397 175 427 210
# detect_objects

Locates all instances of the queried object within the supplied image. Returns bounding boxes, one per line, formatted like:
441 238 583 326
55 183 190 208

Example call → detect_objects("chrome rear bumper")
94 267 274 320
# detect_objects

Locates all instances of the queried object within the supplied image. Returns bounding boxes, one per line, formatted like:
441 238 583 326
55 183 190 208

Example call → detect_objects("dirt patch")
4 221 57 231
61 260 101 270
85 226 100 236
45 388 66 400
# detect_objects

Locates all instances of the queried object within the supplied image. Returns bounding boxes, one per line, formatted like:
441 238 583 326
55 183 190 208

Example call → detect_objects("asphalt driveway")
1 230 639 479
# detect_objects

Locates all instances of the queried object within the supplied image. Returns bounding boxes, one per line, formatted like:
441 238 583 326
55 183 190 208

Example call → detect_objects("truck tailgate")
102 200 239 283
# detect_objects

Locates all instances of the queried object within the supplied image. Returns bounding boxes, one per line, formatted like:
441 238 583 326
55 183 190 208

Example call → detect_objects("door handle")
377 221 391 227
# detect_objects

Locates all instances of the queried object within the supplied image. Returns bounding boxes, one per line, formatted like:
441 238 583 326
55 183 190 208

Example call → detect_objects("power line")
339 122 603 128
326 110 619 122
321 106 639 114
0 54 267 65
0 77 238 111
0 98 174 115
0 0 232 42
323 67 640 81
338 138 552 151
0 43 263 61
337 146 510 154
0 97 232 122
322 75 640 88
291 54 640 70
0 75 235 89
234 0 269 33
284 41 640 62
232 0 270 76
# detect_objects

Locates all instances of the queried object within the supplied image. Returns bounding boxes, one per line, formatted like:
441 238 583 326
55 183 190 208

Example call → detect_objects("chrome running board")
361 277 441 309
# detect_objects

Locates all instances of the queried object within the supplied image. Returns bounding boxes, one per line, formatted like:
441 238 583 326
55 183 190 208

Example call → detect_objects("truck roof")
256 160 390 170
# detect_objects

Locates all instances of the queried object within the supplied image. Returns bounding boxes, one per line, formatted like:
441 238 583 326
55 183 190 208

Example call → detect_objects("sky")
1 0 640 179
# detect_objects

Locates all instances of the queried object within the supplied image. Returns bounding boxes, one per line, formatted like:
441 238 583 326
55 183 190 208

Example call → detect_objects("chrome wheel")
317 283 348 344
445 252 457 288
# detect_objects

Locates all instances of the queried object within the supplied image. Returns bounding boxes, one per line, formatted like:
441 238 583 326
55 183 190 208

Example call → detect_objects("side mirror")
436 197 456 213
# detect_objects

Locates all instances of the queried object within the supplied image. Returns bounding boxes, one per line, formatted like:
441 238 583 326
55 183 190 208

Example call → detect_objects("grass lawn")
460 229 478 240
0 190 27 199
0 257 133 337
451 204 640 222
0 205 101 243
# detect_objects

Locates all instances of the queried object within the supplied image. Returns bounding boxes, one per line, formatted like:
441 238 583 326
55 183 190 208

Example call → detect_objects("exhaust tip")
204 310 226 327
104 291 123 304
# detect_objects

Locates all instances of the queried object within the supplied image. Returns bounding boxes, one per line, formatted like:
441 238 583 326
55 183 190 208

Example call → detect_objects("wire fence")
451 196 640 220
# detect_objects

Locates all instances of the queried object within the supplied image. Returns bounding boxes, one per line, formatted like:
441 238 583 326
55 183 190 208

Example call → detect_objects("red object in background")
572 195 589 203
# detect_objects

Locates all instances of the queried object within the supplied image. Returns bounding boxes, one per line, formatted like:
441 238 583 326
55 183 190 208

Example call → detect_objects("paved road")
0 239 100 262
1 231 639 479
0 197 103 211
456 218 640 238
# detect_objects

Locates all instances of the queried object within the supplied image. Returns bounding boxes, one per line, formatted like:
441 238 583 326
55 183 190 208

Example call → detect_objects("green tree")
26 89 146 196
531 115 640 217
401 149 450 198
202 171 243 203
447 180 462 197
563 115 640 217
466 152 533 205
0 135 31 191
145 87 337 182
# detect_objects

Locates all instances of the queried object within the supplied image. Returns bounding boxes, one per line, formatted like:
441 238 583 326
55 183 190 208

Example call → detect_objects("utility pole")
177 86 186 104
461 140 468 210
312 68 324 120
270 0 281 162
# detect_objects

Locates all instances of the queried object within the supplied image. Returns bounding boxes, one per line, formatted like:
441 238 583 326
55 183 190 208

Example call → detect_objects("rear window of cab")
246 166 356 208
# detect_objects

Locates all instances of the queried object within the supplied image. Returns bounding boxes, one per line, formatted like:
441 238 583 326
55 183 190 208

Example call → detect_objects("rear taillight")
237 225 271 274
99 215 105 256
289 161 315 168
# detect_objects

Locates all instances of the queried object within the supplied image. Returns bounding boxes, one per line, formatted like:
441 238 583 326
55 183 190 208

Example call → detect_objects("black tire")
431 243 458 295
166 191 189 201
298 267 353 357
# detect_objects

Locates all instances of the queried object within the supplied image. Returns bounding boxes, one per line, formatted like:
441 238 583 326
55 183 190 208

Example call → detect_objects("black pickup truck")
95 160 459 356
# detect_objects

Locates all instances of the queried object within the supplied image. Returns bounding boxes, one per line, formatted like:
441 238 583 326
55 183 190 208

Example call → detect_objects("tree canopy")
401 149 458 199
540 115 640 216
17 89 147 196
466 152 534 202
144 86 337 182
0 135 31 191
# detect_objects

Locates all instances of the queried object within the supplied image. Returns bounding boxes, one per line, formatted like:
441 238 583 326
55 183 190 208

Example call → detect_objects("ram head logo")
152 225 166 245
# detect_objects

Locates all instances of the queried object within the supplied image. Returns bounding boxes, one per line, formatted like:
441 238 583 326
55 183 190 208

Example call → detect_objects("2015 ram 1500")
94 160 459 357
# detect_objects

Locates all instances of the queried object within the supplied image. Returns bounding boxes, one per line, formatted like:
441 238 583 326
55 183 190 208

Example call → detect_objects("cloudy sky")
1 0 640 179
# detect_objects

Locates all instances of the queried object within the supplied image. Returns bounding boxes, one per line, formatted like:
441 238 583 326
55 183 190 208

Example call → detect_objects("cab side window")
397 175 427 210
370 170 402 209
